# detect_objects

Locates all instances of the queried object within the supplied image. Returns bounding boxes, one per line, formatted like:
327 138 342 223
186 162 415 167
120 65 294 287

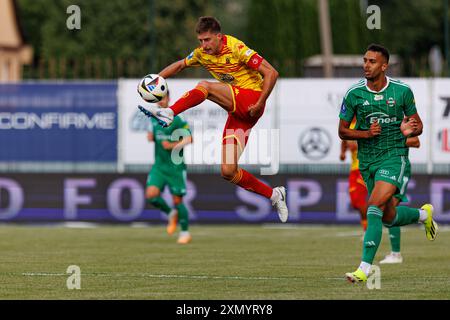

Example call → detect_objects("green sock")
387 206 420 227
388 226 401 252
148 197 171 215
362 206 383 264
176 203 189 231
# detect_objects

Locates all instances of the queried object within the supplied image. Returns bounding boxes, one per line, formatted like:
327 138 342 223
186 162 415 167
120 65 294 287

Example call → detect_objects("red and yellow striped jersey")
184 35 264 91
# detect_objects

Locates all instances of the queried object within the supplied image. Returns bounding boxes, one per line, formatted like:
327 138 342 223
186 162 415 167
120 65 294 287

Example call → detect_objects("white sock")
270 189 280 202
179 231 190 237
419 209 428 222
359 261 371 276
391 251 401 256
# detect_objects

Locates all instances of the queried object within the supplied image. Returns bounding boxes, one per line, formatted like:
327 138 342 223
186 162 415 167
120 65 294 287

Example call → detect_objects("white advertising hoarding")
431 79 450 163
118 79 274 167
119 78 442 168
278 78 430 165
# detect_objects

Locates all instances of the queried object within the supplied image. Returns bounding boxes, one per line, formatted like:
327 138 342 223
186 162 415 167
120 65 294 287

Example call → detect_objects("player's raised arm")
159 59 187 79
338 119 381 140
257 59 279 102
248 59 279 117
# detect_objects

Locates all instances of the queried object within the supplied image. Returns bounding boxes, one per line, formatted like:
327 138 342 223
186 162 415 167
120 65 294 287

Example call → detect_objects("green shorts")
359 155 411 203
146 167 187 196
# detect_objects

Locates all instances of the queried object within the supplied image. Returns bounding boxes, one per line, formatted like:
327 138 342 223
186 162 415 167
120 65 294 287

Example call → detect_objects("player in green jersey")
146 91 193 244
338 44 438 283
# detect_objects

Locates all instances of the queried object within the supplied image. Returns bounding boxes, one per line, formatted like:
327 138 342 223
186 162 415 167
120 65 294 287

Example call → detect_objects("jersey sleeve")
403 87 417 116
349 117 357 129
339 93 356 122
184 48 202 67
233 40 263 70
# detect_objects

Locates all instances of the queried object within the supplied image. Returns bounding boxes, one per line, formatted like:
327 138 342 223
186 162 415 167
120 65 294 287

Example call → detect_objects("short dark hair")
367 43 390 63
195 16 221 34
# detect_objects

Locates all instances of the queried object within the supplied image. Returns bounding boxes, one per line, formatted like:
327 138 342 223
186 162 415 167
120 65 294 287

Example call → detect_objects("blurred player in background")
340 117 368 233
145 91 193 244
339 44 438 283
139 16 288 222
340 117 421 264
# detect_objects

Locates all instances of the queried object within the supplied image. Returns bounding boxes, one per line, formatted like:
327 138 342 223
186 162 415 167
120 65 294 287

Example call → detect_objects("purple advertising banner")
0 173 449 223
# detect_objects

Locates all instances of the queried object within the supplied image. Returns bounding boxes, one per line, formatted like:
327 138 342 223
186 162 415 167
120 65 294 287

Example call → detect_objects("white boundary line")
21 272 307 281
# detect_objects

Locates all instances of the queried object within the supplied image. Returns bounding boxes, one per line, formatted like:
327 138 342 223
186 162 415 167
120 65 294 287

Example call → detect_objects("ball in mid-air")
137 74 168 103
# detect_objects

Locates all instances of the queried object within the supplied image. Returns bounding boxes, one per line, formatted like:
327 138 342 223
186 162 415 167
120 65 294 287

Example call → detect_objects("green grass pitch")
0 224 449 299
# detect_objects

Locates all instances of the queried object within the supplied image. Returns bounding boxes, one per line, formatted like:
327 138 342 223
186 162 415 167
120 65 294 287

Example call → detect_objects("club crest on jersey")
374 94 384 101
386 97 396 107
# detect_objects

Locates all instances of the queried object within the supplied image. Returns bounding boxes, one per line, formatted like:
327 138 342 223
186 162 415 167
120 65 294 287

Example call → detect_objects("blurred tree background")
16 0 449 79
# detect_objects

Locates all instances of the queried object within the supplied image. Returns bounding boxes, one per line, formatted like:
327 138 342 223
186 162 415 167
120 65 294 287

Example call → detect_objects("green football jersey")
150 115 191 171
339 77 417 164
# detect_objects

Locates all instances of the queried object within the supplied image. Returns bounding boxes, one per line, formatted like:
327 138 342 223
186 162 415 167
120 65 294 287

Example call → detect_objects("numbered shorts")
222 85 265 153
359 155 411 202
146 167 187 196
348 169 368 210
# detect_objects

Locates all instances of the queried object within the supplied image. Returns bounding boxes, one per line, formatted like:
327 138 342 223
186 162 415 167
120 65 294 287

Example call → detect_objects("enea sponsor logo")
366 112 397 124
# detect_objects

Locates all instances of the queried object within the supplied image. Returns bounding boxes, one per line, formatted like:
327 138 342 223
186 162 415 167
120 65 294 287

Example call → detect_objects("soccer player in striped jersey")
139 16 288 222
338 44 438 283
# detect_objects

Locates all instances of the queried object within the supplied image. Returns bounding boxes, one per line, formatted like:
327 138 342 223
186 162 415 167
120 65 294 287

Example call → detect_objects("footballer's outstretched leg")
138 105 173 127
